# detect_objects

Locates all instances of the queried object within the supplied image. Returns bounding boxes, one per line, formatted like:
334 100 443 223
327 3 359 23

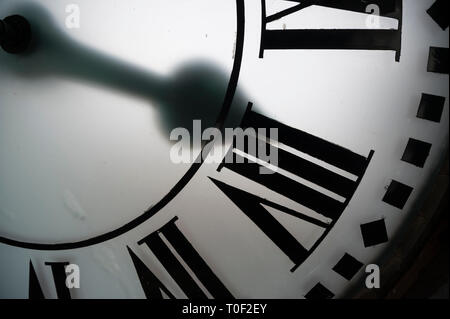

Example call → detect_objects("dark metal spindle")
0 15 32 54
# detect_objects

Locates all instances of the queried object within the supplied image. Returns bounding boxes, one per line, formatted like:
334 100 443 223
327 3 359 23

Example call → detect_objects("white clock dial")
0 0 448 299
0 0 237 242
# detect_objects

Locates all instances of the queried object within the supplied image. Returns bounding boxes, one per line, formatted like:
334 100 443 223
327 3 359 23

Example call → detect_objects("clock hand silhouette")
0 3 247 141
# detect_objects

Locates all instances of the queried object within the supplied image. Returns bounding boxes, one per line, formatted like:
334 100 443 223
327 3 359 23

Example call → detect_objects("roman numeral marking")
260 0 403 61
211 103 373 272
127 248 176 299
128 217 233 299
29 261 71 299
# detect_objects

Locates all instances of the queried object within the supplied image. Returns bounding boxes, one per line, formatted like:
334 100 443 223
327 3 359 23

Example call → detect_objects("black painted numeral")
260 0 403 61
128 217 233 299
211 103 373 272
29 261 71 299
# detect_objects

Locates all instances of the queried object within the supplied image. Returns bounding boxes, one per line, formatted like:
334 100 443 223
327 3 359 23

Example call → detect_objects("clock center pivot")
0 15 32 54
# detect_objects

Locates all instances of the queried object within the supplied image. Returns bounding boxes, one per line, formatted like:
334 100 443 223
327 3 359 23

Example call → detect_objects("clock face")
0 0 448 299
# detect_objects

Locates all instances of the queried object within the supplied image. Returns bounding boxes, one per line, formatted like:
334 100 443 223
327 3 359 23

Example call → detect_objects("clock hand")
1 3 246 138
0 19 4 40
1 7 172 105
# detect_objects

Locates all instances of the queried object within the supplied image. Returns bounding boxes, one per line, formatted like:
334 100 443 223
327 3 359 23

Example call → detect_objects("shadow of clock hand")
0 2 247 143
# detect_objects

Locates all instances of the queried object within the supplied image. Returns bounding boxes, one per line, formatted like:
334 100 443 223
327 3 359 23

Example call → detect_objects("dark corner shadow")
0 2 248 145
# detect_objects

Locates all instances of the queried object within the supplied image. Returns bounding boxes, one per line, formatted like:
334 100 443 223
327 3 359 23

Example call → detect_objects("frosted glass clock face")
0 0 448 299
0 0 239 243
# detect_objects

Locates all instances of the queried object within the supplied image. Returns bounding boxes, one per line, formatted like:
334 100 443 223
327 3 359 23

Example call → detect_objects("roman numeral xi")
211 103 374 272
